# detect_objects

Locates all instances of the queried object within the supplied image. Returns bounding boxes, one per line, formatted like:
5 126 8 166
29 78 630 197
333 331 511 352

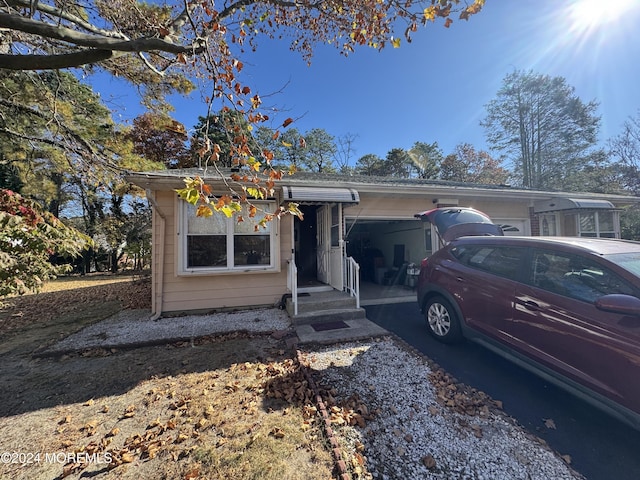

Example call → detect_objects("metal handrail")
345 256 360 309
287 259 298 316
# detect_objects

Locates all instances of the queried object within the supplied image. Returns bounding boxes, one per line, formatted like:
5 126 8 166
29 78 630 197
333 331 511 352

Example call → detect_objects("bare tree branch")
5 0 130 39
0 13 200 53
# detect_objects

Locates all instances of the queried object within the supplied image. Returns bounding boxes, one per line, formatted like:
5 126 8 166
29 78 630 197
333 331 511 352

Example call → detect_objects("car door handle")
521 300 541 311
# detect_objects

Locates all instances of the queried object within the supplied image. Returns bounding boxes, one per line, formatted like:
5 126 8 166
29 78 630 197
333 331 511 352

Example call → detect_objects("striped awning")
281 186 360 204
534 197 615 213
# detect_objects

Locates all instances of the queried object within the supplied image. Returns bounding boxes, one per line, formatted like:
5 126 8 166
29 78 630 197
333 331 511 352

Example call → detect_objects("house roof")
125 168 640 207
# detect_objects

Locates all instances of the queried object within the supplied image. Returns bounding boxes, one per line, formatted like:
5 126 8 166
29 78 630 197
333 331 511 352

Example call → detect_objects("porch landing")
295 318 387 344
286 289 389 344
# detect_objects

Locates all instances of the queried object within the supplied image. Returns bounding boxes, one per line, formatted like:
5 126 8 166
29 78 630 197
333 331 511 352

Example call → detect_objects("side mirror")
595 294 640 316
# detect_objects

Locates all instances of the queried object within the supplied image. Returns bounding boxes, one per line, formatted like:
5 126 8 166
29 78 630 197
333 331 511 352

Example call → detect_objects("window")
564 211 618 238
331 204 340 247
540 214 557 236
424 226 433 257
452 245 525 281
531 250 636 302
580 211 616 238
180 201 277 273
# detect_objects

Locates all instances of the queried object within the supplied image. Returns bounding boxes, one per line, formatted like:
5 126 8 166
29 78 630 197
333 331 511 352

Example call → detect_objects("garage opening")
345 218 428 289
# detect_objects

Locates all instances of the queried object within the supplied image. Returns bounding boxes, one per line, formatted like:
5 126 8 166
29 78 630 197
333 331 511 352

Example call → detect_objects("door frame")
294 203 345 291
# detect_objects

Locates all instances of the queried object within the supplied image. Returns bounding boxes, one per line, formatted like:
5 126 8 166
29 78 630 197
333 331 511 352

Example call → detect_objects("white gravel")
305 338 584 480
46 308 291 354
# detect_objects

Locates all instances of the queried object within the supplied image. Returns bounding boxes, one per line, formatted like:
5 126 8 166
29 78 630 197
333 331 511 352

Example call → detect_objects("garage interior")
345 218 428 291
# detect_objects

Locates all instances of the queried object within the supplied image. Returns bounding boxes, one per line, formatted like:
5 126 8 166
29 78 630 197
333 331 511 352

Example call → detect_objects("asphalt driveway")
364 302 640 480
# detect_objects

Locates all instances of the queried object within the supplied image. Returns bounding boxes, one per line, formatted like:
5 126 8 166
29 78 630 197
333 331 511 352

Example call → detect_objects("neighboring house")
126 169 640 317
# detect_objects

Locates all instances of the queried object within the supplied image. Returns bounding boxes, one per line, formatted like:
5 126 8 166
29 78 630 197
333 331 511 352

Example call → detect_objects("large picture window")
180 201 277 273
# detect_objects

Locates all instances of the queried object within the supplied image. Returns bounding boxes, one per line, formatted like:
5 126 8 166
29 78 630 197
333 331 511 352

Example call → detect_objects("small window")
540 214 557 236
180 201 277 273
331 204 340 247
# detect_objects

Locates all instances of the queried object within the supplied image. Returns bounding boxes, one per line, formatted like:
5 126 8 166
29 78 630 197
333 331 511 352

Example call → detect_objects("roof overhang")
534 197 616 214
281 186 359 204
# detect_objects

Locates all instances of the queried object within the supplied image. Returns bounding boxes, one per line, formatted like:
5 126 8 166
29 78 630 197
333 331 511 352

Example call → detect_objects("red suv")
416 218 640 428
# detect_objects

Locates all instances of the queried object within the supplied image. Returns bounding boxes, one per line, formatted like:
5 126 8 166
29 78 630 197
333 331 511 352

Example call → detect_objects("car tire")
424 295 462 343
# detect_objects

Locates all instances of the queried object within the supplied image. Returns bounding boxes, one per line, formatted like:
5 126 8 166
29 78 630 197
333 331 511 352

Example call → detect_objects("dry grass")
37 273 145 293
0 275 339 480
0 273 151 338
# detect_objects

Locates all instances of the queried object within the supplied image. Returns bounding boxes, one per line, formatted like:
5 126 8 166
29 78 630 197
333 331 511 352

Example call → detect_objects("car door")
446 244 525 340
510 249 640 414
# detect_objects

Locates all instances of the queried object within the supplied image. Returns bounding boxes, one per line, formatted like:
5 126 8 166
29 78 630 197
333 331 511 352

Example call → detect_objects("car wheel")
424 296 462 343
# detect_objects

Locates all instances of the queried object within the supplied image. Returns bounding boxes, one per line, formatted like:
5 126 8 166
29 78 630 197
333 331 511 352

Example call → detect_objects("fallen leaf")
196 418 207 429
544 418 557 429
121 452 134 463
184 468 200 479
148 418 162 429
122 405 136 418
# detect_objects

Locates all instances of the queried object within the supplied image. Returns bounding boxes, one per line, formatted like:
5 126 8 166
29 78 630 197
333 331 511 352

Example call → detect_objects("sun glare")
568 0 636 33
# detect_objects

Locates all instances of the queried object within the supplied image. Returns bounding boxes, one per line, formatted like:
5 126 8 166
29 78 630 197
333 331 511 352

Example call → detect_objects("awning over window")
534 197 615 214
281 186 360 204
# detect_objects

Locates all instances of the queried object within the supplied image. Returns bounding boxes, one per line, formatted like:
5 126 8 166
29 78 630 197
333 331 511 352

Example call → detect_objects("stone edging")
295 348 351 480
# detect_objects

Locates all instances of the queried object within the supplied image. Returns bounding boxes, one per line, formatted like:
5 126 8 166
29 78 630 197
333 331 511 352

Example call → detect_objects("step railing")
345 256 360 309
287 258 298 316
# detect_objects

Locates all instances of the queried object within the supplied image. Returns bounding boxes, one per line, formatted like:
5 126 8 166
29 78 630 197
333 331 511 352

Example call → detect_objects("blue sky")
97 0 640 165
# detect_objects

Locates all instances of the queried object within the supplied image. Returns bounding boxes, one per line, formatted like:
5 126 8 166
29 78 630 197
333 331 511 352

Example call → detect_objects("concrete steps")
286 290 366 325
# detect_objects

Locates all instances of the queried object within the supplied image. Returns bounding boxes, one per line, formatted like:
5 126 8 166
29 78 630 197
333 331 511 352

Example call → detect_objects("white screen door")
316 206 329 284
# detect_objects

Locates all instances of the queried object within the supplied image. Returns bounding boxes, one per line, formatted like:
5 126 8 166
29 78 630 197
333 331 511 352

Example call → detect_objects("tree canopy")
481 70 600 190
609 110 640 195
127 113 191 168
440 143 508 184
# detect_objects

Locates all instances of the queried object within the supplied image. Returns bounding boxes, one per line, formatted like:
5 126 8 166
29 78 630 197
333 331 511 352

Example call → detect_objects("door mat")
311 321 350 332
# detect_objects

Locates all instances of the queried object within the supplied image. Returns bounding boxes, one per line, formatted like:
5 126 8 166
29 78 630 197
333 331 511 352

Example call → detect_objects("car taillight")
420 258 430 269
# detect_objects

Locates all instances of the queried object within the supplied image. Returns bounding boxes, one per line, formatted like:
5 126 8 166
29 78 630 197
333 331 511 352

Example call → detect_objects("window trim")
176 198 280 276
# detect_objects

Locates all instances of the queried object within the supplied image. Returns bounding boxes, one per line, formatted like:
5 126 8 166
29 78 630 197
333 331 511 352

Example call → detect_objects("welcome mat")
311 321 350 332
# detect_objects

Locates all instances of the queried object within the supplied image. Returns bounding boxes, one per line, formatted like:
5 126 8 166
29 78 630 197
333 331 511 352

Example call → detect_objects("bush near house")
0 189 92 298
